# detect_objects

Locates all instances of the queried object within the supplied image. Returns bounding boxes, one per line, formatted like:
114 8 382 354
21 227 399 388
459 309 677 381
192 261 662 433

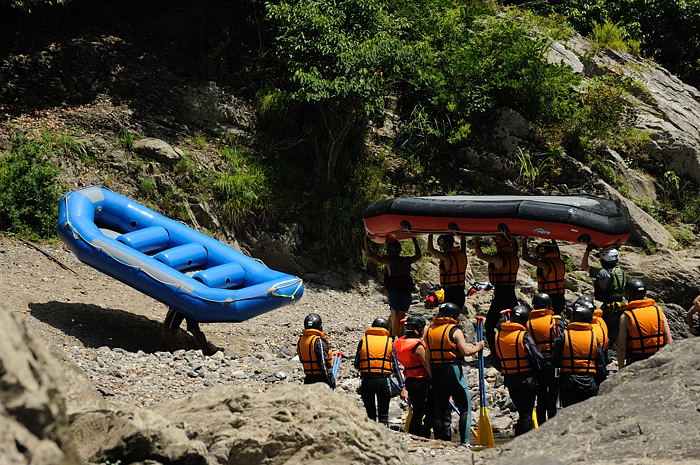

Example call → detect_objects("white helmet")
599 248 619 263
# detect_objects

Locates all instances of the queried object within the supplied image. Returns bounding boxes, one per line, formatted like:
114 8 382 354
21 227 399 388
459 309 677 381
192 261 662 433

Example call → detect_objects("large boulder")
437 337 700 465
0 304 80 465
154 383 408 465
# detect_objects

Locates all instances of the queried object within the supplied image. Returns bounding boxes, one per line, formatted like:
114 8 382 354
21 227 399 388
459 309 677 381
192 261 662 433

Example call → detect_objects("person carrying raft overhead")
427 233 468 311
297 313 335 389
364 237 422 337
581 245 626 346
521 239 567 315
473 234 520 352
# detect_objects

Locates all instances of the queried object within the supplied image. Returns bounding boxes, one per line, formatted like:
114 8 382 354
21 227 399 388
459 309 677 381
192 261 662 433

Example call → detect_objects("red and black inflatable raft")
363 195 631 247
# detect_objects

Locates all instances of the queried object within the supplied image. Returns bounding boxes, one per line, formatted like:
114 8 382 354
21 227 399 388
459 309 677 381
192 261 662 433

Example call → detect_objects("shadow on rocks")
28 301 200 353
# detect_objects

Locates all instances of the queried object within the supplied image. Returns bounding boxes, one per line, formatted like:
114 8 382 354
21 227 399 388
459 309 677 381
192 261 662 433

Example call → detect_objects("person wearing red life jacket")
494 305 544 436
296 313 335 388
617 278 672 369
393 314 433 437
526 293 564 425
354 317 402 426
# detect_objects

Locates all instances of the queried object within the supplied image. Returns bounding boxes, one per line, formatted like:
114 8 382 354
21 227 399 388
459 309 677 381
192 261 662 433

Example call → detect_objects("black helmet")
532 293 552 310
574 295 594 307
438 302 461 319
404 314 426 333
372 317 390 330
536 241 559 258
437 234 455 249
625 278 646 300
304 313 323 331
510 305 531 325
571 301 594 324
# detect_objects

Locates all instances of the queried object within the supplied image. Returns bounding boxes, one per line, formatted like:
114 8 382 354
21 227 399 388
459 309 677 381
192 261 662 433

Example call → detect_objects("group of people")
295 233 679 443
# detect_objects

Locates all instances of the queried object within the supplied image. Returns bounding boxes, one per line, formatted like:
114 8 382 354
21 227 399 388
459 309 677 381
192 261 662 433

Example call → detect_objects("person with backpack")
581 245 626 345
493 305 544 436
354 317 401 426
522 239 567 315
526 293 564 425
364 237 421 337
393 315 433 437
552 300 608 407
427 233 467 311
617 278 672 368
297 313 335 388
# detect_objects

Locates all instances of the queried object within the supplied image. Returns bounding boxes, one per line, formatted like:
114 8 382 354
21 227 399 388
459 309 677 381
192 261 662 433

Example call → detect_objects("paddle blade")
404 406 413 433
532 409 539 429
477 407 495 447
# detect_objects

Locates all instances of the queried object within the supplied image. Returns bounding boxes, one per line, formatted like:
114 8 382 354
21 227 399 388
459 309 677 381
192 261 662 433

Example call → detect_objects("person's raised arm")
616 313 629 369
581 244 595 272
427 234 451 264
409 237 422 263
521 238 545 269
453 328 485 358
473 237 503 267
459 235 467 253
364 236 389 265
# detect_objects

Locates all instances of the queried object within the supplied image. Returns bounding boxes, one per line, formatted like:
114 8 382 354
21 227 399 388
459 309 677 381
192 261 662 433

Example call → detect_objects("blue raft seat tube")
192 262 246 289
116 226 170 254
154 243 208 271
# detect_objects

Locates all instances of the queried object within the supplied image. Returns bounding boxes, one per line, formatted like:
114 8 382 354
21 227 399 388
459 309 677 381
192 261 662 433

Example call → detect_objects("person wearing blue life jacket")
365 237 421 337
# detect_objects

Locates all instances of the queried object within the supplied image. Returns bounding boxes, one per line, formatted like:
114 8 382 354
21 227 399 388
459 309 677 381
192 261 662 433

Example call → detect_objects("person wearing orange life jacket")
427 233 467 310
521 239 567 315
354 317 402 425
297 313 335 388
364 236 422 337
494 305 544 436
617 278 672 369
393 315 433 437
552 300 608 407
570 295 610 353
526 293 564 425
426 302 485 445
473 235 520 352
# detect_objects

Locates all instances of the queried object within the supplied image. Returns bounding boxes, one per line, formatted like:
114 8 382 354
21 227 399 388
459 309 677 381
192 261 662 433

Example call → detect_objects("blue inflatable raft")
57 186 304 322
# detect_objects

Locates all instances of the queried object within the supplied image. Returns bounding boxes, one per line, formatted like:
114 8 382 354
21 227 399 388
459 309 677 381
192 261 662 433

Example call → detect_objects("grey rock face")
133 137 184 165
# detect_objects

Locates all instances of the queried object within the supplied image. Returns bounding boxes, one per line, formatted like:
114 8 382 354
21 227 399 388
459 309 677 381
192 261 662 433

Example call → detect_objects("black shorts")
164 307 199 331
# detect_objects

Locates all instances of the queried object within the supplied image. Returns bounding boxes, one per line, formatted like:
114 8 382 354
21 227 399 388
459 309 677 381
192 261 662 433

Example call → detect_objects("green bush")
0 135 62 239
590 21 640 54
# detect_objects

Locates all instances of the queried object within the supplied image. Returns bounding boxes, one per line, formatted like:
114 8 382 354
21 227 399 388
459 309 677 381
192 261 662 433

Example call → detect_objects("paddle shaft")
477 320 487 407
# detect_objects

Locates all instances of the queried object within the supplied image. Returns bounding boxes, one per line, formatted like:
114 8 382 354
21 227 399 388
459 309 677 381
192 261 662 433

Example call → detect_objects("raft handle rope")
62 194 303 306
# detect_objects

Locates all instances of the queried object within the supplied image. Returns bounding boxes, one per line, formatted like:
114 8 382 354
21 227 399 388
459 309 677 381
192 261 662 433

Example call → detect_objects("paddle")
331 352 343 390
475 316 495 447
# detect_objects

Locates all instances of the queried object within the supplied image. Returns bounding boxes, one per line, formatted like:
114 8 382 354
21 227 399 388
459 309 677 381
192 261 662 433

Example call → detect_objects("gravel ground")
1 236 521 463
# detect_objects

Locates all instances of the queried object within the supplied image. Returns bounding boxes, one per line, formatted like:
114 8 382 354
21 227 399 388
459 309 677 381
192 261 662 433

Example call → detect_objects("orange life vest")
494 322 533 375
536 257 566 295
297 329 332 375
426 317 460 366
592 309 609 351
623 299 667 356
439 247 467 288
560 322 597 374
393 336 428 378
526 308 559 356
488 251 519 287
357 327 394 375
